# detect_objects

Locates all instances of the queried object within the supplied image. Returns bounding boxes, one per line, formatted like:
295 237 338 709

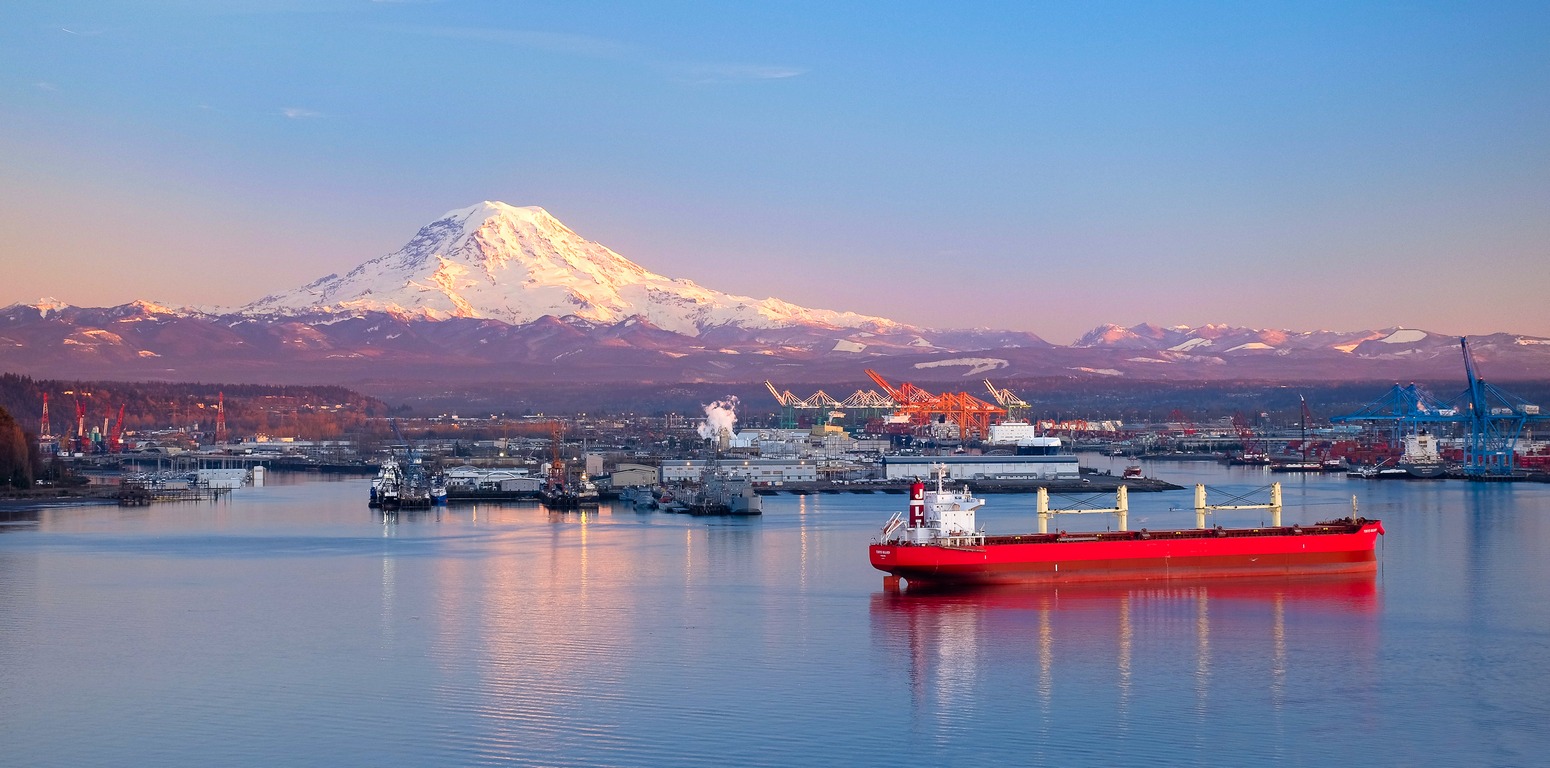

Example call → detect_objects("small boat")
1269 460 1326 473
1347 459 1408 480
1225 451 1273 466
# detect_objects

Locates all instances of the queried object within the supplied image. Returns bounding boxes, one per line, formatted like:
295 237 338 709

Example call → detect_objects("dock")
117 481 231 506
753 476 1181 496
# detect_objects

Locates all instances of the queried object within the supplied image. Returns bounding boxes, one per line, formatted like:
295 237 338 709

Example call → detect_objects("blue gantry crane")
1458 337 1545 477
1330 382 1461 446
1332 337 1545 479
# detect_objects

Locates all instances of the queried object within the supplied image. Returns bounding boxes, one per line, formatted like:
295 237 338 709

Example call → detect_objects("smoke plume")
697 397 738 441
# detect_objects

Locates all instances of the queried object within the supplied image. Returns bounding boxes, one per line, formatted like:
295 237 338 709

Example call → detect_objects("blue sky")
3 1 1547 343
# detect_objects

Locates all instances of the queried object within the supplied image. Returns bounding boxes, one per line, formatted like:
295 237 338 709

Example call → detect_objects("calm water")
3 459 1548 767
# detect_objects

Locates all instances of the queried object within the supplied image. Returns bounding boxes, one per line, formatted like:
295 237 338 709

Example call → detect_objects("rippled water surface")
3 461 1548 767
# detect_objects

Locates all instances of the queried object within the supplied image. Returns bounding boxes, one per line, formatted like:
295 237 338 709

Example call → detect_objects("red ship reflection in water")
869 573 1381 734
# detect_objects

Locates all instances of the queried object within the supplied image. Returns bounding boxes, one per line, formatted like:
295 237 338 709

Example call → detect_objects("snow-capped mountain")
5 295 1545 386
1071 323 1449 356
4 203 1546 388
244 202 900 337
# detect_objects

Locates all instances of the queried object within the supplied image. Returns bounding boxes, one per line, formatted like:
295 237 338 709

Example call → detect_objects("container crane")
765 381 894 429
983 379 1031 422
865 369 1006 440
1459 337 1544 477
1330 382 1462 465
764 381 799 428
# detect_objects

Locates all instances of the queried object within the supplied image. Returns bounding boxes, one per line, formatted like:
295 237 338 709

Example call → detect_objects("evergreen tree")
0 405 33 489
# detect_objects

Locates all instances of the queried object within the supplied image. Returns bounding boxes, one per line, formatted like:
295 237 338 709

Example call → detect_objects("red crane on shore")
108 404 127 453
73 392 89 453
865 369 1006 440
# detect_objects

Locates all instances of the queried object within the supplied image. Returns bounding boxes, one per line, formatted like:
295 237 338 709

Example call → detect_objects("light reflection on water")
0 468 1547 766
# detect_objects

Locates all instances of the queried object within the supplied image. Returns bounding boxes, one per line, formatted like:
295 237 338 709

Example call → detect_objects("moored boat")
1347 463 1409 480
686 470 763 516
869 469 1383 589
1396 431 1447 479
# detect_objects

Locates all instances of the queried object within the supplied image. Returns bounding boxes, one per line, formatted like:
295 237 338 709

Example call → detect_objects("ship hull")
871 523 1382 587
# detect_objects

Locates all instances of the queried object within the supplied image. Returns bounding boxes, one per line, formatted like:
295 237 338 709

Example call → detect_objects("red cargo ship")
870 471 1383 589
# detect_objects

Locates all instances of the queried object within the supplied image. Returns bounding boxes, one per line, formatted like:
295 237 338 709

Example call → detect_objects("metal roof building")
882 454 1079 481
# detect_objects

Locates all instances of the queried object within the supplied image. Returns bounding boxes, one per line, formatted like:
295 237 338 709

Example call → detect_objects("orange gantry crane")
864 369 1006 440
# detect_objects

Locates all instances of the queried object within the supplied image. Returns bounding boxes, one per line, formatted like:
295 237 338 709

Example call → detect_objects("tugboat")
538 462 599 510
870 467 1383 589
372 461 403 510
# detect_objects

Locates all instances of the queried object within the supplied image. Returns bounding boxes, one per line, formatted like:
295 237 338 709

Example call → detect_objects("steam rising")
697 397 738 442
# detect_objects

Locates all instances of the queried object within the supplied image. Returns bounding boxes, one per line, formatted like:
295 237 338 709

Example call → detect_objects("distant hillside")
0 373 389 443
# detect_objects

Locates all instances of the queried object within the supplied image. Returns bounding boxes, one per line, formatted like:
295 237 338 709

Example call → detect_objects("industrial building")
660 459 818 484
605 463 658 489
882 454 1080 482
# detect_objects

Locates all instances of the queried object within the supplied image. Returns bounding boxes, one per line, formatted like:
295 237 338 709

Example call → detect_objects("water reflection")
0 508 42 533
871 574 1380 736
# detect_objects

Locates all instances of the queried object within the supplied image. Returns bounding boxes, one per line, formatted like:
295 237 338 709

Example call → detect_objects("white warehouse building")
883 454 1080 482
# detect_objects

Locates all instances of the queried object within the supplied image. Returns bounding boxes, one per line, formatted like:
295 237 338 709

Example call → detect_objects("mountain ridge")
4 202 1547 386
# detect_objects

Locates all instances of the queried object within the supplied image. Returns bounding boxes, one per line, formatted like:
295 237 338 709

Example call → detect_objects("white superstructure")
881 466 985 547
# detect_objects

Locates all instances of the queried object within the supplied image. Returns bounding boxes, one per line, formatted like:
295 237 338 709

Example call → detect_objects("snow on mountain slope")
244 202 901 337
1074 322 1391 355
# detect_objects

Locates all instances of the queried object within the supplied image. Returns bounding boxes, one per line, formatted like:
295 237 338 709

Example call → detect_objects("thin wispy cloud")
36 82 58 92
668 63 807 85
281 107 322 119
60 27 104 36
388 24 804 85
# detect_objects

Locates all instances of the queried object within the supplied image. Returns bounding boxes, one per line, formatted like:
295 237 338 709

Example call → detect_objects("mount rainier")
244 201 905 337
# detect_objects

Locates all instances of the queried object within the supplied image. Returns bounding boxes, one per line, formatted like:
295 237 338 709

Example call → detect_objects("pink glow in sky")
2 2 1547 344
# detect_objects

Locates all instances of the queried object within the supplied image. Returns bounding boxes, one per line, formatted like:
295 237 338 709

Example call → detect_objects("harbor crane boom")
1458 337 1544 477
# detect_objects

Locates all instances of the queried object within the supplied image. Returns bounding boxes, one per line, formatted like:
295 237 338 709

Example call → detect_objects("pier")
117 481 231 507
752 475 1181 496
